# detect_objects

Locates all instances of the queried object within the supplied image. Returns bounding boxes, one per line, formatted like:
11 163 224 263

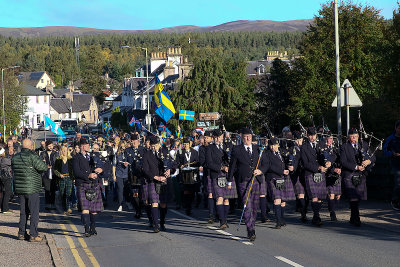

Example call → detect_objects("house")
49 84 99 124
246 60 271 76
21 84 51 129
100 47 192 123
18 72 54 129
18 71 56 89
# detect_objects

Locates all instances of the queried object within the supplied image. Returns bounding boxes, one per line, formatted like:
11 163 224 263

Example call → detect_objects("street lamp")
1 66 19 142
121 45 151 130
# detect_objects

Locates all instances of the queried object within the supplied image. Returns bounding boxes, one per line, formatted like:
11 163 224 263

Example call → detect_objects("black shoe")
207 215 215 224
90 228 97 236
391 201 400 211
185 209 192 216
350 217 361 227
249 233 256 242
330 211 337 221
312 216 323 226
300 214 308 223
281 218 286 227
176 205 181 210
160 224 166 231
153 225 160 233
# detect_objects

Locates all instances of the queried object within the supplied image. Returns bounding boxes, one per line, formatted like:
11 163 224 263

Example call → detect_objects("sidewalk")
0 202 54 267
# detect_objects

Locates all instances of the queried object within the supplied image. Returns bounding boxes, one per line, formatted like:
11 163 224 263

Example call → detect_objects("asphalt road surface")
40 199 400 267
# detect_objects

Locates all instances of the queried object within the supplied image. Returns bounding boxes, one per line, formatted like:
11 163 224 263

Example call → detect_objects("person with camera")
73 139 103 237
384 120 400 211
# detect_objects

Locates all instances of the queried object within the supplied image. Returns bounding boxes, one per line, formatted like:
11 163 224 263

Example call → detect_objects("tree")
289 1 388 122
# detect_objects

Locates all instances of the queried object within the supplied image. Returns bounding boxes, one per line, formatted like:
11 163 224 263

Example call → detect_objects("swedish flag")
154 75 175 122
179 110 195 121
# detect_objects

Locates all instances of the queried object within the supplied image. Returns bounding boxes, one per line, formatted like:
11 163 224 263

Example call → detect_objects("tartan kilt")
291 174 306 195
267 176 296 201
142 182 168 204
343 173 367 200
258 175 267 196
326 175 342 195
305 173 327 199
77 183 103 212
212 172 237 199
238 178 260 200
206 175 215 195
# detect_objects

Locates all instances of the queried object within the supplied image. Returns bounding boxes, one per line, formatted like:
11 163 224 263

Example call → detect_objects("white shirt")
244 145 252 154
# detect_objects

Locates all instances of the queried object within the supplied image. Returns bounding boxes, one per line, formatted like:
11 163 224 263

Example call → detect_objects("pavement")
1 193 399 267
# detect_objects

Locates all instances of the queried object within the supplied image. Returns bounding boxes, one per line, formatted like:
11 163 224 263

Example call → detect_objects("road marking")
69 222 101 267
170 210 254 246
275 256 304 267
59 223 85 267
54 213 100 267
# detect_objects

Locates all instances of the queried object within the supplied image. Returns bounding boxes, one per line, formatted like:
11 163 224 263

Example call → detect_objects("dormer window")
258 64 265 75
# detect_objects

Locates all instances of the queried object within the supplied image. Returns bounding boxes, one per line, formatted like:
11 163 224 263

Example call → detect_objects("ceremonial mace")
237 147 265 231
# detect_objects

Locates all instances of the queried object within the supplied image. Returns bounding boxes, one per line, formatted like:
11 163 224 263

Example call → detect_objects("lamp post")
121 46 151 130
334 0 342 141
1 66 19 142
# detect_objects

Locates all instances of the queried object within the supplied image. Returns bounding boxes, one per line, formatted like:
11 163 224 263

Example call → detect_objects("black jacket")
265 150 285 180
72 152 96 186
340 141 376 177
300 142 320 176
177 148 199 168
228 144 269 183
142 150 164 183
206 143 230 180
54 158 74 180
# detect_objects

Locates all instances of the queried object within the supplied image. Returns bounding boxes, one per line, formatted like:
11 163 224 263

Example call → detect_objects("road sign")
331 79 362 107
199 112 220 121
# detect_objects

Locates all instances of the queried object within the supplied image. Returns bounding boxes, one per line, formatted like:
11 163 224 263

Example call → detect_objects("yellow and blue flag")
103 122 112 132
154 75 175 122
179 110 195 121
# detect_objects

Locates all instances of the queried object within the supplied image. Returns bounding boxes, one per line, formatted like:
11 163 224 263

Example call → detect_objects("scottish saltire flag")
44 116 65 136
158 122 171 137
179 110 195 121
154 75 175 122
103 122 112 132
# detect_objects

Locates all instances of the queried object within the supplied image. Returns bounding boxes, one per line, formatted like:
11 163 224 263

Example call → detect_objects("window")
90 110 92 120
36 114 41 124
41 79 44 83
44 96 47 103
36 96 40 103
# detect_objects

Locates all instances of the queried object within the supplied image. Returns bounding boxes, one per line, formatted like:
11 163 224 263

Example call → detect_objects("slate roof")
50 94 94 113
22 84 49 96
246 60 271 76
52 88 70 97
18 72 45 87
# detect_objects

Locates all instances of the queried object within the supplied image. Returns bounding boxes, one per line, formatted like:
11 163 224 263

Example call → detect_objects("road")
30 130 400 267
40 199 399 267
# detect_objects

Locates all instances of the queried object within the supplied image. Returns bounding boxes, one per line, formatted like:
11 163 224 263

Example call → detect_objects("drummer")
177 138 200 216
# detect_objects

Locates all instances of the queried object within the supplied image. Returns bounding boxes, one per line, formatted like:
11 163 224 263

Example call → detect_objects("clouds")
0 0 396 30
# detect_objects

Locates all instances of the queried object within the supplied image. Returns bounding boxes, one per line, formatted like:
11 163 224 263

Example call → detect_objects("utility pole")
334 0 342 141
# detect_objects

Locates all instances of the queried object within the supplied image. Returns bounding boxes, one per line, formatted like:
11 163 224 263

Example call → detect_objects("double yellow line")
56 214 100 267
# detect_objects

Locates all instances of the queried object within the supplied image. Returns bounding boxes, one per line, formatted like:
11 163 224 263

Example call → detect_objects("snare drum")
181 167 199 185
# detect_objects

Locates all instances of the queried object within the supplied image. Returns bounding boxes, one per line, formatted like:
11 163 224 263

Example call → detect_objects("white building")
21 84 51 129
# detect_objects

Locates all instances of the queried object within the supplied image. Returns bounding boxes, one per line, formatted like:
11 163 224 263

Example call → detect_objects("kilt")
206 175 215 195
238 178 260 231
77 183 103 212
212 172 237 199
258 175 267 196
343 173 367 200
326 175 342 195
142 182 168 204
267 176 296 201
291 174 306 195
305 173 327 199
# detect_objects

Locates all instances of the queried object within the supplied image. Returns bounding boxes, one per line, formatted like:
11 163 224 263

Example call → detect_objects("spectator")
40 140 58 210
12 139 48 242
384 120 400 210
0 146 13 213
35 141 46 155
54 146 74 214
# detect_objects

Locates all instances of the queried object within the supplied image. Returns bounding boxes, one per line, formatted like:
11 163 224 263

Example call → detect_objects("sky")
0 0 396 30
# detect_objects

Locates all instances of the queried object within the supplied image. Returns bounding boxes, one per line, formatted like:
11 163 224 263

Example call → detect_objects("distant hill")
0 19 313 37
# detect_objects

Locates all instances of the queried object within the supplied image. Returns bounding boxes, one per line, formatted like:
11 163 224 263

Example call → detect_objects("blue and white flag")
44 116 65 136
